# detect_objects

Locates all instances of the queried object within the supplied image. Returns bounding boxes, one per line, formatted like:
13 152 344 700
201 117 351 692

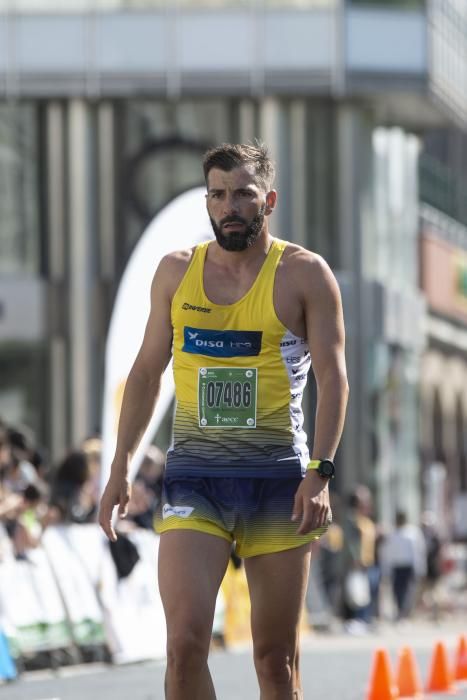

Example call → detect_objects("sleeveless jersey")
166 238 312 478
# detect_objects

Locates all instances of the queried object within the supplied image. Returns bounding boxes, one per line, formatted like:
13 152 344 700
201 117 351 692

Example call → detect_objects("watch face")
319 460 335 478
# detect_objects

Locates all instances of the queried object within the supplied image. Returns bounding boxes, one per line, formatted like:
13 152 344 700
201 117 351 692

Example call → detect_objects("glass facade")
0 104 40 275
419 153 467 230
0 102 44 444
0 343 47 446
371 127 420 289
367 127 422 523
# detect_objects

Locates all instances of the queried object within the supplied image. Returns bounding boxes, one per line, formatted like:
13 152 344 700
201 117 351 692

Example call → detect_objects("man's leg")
158 530 231 700
392 566 411 619
244 543 312 700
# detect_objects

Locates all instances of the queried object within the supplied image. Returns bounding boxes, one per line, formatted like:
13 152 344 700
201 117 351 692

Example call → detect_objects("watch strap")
306 459 335 479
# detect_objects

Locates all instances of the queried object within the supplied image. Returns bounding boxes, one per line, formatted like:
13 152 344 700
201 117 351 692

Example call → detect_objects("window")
0 104 40 275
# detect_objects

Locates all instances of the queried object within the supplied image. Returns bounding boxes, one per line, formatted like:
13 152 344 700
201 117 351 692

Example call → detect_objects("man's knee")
166 628 210 681
254 643 297 686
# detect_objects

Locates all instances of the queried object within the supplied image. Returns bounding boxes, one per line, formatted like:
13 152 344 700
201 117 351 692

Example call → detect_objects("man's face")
206 165 275 251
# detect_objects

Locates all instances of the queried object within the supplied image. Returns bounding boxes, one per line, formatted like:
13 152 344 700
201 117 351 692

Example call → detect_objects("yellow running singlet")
166 238 312 478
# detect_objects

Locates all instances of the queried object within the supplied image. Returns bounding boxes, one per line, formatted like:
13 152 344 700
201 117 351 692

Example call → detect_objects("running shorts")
155 475 331 558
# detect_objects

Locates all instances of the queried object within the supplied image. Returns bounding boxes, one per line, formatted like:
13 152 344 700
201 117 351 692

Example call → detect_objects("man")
381 510 427 621
99 142 348 699
341 485 378 632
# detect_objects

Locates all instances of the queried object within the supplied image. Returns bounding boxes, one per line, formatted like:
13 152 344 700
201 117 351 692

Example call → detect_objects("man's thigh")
244 544 312 649
234 477 329 559
158 530 232 636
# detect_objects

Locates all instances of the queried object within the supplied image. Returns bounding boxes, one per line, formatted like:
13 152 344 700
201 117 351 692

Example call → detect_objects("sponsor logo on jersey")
182 302 212 313
162 504 195 519
280 339 297 347
182 327 262 357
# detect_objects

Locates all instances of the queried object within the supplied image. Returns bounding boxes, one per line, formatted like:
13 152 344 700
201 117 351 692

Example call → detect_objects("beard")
209 206 266 251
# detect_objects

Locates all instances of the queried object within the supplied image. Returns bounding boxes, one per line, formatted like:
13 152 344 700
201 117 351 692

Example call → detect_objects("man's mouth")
222 221 245 230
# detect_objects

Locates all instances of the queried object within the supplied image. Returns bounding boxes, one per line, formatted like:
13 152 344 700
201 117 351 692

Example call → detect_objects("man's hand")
98 473 132 542
292 471 331 535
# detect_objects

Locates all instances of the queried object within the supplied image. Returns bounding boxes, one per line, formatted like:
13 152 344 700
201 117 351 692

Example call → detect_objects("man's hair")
203 142 275 192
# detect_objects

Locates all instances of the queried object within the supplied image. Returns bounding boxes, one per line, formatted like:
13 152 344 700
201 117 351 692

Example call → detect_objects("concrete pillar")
68 98 93 446
238 100 256 143
46 101 68 461
335 104 372 495
97 101 116 283
289 100 307 248
259 97 289 238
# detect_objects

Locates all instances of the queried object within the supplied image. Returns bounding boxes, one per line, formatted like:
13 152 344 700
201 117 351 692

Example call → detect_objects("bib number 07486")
198 367 257 428
205 380 251 409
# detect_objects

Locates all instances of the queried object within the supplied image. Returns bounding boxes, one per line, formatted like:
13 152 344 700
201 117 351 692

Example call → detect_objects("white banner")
101 187 213 491
41 525 106 646
0 548 71 654
99 528 167 664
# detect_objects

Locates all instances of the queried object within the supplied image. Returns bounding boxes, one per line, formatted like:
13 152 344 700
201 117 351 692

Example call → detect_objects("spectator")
341 485 378 632
0 422 50 555
81 436 104 523
318 493 345 620
420 510 443 620
49 450 96 523
0 424 11 474
381 510 427 621
4 482 49 559
136 445 165 503
125 446 165 531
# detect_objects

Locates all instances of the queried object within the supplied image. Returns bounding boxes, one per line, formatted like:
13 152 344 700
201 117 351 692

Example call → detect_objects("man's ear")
265 190 277 215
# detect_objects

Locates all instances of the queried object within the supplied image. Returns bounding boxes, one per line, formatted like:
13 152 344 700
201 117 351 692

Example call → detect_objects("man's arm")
98 255 175 541
292 253 349 534
305 255 348 461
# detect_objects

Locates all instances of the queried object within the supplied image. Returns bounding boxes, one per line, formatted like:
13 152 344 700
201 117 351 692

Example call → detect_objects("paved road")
2 620 467 700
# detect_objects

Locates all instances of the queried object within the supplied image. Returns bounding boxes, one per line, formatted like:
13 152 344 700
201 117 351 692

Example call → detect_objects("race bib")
198 367 257 428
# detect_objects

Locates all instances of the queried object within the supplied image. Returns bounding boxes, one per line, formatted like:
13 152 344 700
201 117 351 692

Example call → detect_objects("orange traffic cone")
396 646 424 698
454 635 467 682
367 648 399 700
426 641 457 694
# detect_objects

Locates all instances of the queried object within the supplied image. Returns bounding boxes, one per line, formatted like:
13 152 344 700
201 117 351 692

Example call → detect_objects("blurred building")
0 0 466 533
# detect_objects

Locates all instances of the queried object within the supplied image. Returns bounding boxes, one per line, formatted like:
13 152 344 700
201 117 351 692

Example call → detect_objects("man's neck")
208 230 273 270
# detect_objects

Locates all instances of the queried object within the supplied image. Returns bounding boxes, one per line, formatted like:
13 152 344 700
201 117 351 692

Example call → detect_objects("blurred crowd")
0 418 165 563
315 485 456 633
0 416 463 635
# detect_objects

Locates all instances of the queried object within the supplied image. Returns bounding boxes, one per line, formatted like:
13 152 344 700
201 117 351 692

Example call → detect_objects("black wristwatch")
306 459 335 480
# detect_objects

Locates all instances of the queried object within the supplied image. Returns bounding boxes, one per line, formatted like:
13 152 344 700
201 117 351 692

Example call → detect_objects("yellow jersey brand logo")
182 302 211 313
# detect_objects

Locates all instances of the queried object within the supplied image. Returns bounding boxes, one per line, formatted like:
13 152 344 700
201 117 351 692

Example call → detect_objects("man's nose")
222 194 239 216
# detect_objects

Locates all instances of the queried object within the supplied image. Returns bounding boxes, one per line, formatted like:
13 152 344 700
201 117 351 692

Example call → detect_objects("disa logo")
182 327 262 357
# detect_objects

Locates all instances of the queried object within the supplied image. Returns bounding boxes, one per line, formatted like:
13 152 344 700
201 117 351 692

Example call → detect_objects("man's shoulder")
157 246 197 278
159 246 197 270
280 241 327 272
152 247 197 297
279 241 337 294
